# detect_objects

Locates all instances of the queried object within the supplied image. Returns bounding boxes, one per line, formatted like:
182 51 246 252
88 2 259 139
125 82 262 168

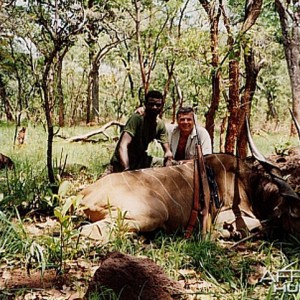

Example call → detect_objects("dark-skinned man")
105 90 173 174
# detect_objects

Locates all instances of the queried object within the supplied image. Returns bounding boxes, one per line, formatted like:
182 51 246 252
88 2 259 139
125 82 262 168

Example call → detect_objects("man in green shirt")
108 90 173 173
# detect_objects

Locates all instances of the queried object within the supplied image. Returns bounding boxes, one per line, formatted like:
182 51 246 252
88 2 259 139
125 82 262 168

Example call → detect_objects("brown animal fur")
17 127 26 144
79 153 300 241
0 153 14 170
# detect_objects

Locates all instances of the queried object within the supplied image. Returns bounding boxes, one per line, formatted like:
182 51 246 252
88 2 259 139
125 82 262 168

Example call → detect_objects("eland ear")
273 177 300 201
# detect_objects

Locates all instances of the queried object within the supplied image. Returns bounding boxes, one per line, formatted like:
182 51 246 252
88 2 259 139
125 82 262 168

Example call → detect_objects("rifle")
184 114 211 238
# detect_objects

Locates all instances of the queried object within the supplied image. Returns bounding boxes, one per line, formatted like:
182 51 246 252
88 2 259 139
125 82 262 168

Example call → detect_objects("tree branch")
67 121 124 142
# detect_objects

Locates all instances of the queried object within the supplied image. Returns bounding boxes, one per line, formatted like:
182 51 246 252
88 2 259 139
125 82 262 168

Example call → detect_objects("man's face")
177 112 195 134
145 97 163 116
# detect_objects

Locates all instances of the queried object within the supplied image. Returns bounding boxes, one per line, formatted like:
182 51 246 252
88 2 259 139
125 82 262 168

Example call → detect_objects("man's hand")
135 107 145 116
162 144 173 167
163 149 173 167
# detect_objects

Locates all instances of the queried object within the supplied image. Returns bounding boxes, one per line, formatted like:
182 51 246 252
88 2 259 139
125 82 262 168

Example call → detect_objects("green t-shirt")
110 113 168 171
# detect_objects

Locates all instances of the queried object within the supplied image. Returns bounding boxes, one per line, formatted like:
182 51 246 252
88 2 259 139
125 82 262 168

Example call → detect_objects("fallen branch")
67 121 124 142
229 231 261 249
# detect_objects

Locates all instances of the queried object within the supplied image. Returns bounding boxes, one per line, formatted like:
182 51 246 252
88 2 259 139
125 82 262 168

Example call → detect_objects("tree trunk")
222 0 263 154
122 52 135 99
134 0 147 94
225 57 240 154
0 74 13 121
199 0 221 146
86 38 120 123
237 48 263 158
87 61 100 124
91 64 99 122
86 42 95 124
57 48 68 127
275 0 300 134
205 14 221 146
134 0 169 97
42 54 57 185
43 78 55 185
86 75 92 124
16 74 22 127
57 58 64 127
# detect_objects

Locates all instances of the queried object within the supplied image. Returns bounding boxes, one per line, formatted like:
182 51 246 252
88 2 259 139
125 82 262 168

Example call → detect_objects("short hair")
145 90 163 104
176 106 194 118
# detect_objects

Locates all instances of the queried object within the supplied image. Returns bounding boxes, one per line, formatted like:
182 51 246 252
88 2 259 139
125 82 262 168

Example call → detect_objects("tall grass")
1 122 117 175
0 210 47 273
1 122 300 299
0 123 118 212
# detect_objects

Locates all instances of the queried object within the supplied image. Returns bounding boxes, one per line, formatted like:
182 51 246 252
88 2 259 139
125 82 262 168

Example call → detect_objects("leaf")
54 207 63 221
62 197 73 216
73 194 83 209
58 181 71 197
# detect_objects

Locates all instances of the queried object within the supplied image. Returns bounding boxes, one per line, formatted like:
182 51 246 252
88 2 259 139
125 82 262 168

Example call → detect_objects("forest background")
1 0 300 183
1 1 300 299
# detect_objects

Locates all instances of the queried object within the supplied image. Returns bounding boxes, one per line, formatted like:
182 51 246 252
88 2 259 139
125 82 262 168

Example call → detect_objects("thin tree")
133 0 171 101
275 0 300 135
200 0 263 155
25 0 85 184
84 0 124 123
222 0 263 155
199 0 221 146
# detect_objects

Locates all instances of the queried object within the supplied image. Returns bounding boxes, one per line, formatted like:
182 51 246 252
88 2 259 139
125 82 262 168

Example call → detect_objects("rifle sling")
184 159 201 238
196 145 211 235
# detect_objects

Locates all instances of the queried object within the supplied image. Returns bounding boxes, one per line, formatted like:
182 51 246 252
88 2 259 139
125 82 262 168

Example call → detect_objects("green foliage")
0 210 47 272
0 124 114 212
53 181 83 273
0 162 53 213
274 141 292 156
88 286 118 300
0 181 86 274
0 0 295 130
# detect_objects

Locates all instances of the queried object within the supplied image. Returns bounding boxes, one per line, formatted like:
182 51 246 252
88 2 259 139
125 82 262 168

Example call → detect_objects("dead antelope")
79 116 300 241
79 153 300 241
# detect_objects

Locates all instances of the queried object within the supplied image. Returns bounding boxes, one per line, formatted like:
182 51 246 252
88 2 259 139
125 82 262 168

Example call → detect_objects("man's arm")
197 126 212 155
161 142 173 167
118 132 133 170
157 120 173 166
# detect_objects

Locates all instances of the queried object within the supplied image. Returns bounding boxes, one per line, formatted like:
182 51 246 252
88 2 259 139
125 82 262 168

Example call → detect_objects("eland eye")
273 206 282 218
289 206 300 218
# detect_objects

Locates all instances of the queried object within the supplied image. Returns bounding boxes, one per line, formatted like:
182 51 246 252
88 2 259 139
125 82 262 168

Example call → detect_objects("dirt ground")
0 249 201 300
268 151 300 191
0 226 265 300
0 258 93 299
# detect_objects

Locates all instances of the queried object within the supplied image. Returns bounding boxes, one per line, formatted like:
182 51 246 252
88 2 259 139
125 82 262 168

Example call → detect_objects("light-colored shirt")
168 124 212 159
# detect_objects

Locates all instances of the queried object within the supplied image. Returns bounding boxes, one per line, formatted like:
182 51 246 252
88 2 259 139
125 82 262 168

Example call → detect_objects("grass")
0 121 116 175
0 121 300 299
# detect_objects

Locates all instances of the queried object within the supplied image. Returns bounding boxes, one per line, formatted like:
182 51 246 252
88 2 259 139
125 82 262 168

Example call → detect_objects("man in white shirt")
169 107 212 161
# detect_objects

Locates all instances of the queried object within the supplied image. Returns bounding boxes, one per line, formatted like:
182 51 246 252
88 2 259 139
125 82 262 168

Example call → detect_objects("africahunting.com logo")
260 267 300 293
